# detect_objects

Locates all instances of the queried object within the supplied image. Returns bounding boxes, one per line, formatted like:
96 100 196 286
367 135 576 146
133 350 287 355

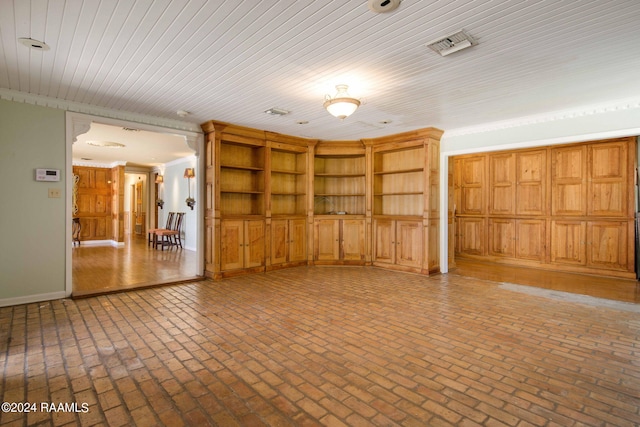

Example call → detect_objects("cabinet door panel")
315 220 339 260
588 142 628 217
271 220 288 265
587 221 629 271
245 221 265 268
374 220 395 264
488 219 515 258
460 157 485 214
550 221 586 266
516 150 546 215
552 146 587 216
458 218 485 256
396 221 422 268
342 220 365 261
489 154 515 215
516 220 545 261
221 220 244 271
289 219 307 262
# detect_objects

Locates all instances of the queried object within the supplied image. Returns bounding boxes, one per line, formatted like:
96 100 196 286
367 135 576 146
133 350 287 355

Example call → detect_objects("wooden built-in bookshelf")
202 120 443 278
373 145 425 217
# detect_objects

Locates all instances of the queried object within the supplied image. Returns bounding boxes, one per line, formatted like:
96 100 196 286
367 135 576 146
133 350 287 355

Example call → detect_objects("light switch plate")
48 188 61 198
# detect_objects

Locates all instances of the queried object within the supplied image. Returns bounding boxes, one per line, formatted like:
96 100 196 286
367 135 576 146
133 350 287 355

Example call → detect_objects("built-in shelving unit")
202 120 443 278
219 142 265 216
313 143 366 216
373 146 425 217
270 147 307 217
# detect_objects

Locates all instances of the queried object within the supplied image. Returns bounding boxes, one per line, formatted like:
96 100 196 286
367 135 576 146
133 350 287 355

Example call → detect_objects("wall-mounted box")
35 168 61 182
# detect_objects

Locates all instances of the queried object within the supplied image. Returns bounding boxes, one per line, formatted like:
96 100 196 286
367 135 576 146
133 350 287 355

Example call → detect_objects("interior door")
134 180 144 235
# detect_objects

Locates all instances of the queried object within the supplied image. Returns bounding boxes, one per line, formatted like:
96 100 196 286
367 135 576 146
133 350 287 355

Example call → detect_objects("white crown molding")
0 88 202 134
73 160 127 168
446 97 640 137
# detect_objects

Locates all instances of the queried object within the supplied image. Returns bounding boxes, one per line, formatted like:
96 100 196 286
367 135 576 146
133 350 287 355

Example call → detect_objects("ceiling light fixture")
176 110 190 118
323 85 361 120
18 37 50 51
86 141 126 148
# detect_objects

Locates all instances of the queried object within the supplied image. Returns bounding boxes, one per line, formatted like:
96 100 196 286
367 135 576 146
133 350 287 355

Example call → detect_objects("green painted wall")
0 99 66 300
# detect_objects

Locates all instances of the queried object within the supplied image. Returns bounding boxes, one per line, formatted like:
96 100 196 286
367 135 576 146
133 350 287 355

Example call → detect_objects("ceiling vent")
264 107 290 116
426 30 476 56
367 0 401 13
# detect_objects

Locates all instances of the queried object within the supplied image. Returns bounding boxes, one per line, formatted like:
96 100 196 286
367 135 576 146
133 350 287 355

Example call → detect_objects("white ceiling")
2 0 640 165
73 123 194 168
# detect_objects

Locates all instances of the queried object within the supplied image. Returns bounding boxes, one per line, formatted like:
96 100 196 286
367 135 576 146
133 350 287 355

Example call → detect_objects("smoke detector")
367 0 401 13
18 37 50 51
426 30 477 56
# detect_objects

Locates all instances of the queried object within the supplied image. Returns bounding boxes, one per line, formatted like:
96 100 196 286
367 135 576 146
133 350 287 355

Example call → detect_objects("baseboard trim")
0 291 67 308
76 240 125 248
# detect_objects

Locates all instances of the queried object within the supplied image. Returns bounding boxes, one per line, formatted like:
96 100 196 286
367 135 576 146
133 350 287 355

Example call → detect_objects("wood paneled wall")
453 137 636 278
73 165 124 242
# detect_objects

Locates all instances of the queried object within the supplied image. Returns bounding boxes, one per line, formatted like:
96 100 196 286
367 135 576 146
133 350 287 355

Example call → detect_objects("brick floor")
1 266 639 426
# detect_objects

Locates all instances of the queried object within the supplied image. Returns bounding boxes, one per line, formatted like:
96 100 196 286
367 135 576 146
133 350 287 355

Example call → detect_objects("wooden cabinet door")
457 217 485 256
516 220 546 261
315 219 340 260
489 153 515 215
587 221 629 271
552 145 587 216
374 219 395 264
460 156 485 215
396 220 422 268
221 220 244 271
342 220 365 261
244 220 264 268
271 219 288 265
588 142 628 217
550 220 586 266
488 219 515 258
289 219 307 262
516 150 546 215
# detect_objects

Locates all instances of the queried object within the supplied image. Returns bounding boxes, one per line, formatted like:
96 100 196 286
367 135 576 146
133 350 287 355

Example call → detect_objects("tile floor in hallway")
1 266 639 426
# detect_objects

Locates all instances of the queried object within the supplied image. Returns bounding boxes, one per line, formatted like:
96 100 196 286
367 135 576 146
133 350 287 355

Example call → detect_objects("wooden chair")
155 212 185 251
148 212 175 247
72 218 81 246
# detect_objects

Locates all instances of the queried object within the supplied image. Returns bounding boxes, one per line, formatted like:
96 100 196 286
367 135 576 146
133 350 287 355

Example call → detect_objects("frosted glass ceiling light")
323 85 360 119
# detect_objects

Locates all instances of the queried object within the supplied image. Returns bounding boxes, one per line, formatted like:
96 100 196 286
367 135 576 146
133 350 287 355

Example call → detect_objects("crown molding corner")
0 88 202 134
445 98 640 137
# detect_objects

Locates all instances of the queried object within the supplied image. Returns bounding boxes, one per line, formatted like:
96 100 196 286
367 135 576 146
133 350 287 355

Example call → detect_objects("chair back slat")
165 212 176 230
173 212 185 232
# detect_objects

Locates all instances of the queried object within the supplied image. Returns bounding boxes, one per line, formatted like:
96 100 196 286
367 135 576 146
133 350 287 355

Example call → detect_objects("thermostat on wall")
35 168 61 182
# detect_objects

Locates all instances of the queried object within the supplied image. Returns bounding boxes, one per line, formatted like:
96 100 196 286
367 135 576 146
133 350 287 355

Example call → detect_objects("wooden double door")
270 218 306 266
373 219 422 269
314 218 365 262
454 138 635 277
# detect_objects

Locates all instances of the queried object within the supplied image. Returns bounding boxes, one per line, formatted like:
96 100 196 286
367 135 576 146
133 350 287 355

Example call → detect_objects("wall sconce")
184 168 195 210
155 174 164 209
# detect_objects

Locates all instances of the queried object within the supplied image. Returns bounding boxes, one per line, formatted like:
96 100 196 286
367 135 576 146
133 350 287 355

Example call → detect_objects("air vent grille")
426 30 476 56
